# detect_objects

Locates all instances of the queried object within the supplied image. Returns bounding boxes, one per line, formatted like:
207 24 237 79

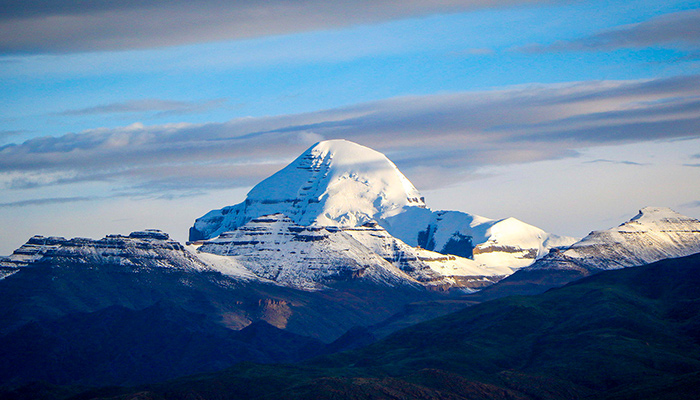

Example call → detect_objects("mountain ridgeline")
471 206 700 301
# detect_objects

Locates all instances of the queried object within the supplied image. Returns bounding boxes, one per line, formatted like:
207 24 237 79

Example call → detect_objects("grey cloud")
522 9 700 52
1 74 699 194
57 98 226 117
584 159 648 166
0 0 156 19
520 115 700 144
0 191 155 207
0 130 26 140
676 51 700 62
0 0 546 54
680 200 700 208
0 196 97 208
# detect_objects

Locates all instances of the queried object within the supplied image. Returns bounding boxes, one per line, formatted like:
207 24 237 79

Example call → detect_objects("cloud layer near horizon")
523 9 700 52
2 74 699 197
0 0 545 54
56 98 227 117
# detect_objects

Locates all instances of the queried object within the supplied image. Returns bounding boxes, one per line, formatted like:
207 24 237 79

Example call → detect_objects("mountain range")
1 139 700 395
472 206 700 301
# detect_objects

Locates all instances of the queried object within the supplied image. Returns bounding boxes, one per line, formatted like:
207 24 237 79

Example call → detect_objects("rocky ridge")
1 230 205 271
529 207 700 272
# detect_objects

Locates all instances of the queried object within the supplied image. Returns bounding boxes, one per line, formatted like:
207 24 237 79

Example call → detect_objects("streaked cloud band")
0 0 546 54
2 74 699 193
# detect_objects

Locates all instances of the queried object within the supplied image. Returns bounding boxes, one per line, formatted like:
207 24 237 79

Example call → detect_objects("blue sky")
1 0 700 254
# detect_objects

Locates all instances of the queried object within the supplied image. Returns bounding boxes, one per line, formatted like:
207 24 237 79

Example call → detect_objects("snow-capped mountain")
384 207 576 270
190 139 425 241
189 139 574 290
4 137 700 388
528 207 700 272
468 207 700 301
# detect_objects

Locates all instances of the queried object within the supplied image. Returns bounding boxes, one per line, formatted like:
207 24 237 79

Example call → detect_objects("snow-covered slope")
342 223 514 290
384 208 577 270
2 230 207 270
196 214 420 290
1 229 276 283
190 140 425 241
193 213 514 291
528 207 700 272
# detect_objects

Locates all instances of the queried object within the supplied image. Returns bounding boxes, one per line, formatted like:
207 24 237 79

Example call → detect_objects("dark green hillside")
67 252 700 400
0 302 325 387
0 259 436 343
0 258 439 388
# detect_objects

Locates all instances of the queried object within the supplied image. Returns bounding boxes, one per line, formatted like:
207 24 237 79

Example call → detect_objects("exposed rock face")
2 229 205 270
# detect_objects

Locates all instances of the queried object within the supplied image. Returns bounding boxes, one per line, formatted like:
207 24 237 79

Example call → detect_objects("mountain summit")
190 140 425 241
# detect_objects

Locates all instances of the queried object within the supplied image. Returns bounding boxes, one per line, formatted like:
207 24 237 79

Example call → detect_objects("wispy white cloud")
0 130 26 142
0 196 98 208
521 9 700 52
0 0 548 54
1 74 699 194
680 200 700 208
583 159 649 166
451 48 496 56
56 98 227 117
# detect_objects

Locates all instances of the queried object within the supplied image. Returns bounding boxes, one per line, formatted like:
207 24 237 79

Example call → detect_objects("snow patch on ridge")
385 208 577 271
1 230 209 271
185 244 261 281
529 207 700 271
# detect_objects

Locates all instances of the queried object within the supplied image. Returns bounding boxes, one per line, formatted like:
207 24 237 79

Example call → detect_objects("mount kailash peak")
189 139 426 240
